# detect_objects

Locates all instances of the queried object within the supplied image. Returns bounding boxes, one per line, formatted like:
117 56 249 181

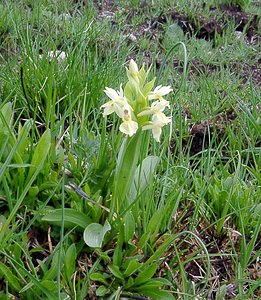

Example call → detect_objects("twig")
65 182 110 213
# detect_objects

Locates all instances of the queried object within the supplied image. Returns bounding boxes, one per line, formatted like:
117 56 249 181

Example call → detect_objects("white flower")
148 85 173 101
101 86 126 117
138 100 170 124
142 114 171 142
119 108 138 137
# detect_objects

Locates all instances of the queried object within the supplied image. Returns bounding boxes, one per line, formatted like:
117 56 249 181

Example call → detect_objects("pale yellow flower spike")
102 59 173 141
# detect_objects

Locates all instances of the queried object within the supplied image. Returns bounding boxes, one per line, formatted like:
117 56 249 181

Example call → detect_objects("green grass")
0 0 260 299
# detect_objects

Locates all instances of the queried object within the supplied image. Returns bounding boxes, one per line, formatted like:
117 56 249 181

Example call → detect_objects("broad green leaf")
17 120 32 155
114 131 142 211
26 128 51 184
108 265 124 280
43 251 59 281
136 287 175 300
142 78 156 96
129 155 159 201
65 244 77 281
0 261 21 291
138 209 163 248
126 277 135 289
124 259 142 277
134 263 157 285
135 279 165 288
42 209 92 229
123 211 135 242
0 102 13 128
0 121 30 181
96 285 109 297
40 280 57 292
89 273 109 285
83 220 111 248
112 225 124 266
149 278 173 286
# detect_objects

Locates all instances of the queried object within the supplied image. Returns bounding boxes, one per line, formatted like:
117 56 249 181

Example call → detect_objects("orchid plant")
100 59 173 217
101 59 172 142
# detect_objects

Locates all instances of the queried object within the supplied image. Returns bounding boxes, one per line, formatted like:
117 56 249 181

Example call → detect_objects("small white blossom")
119 108 138 137
101 86 126 117
138 99 170 124
148 85 173 101
142 114 171 142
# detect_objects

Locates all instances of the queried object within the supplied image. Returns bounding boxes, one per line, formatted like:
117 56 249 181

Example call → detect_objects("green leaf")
42 209 92 229
65 244 77 281
90 273 109 285
123 211 135 242
112 229 124 266
0 261 21 291
138 209 163 248
108 265 124 280
96 285 109 297
142 78 156 96
0 102 13 128
124 259 142 277
43 251 59 281
40 280 57 292
129 155 159 201
26 128 51 184
134 263 158 285
83 220 111 248
137 287 174 300
114 131 142 211
0 215 7 232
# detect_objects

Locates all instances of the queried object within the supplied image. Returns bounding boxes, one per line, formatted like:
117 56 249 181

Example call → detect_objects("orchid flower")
141 117 167 142
119 107 138 137
101 60 173 142
148 85 173 101
102 86 128 117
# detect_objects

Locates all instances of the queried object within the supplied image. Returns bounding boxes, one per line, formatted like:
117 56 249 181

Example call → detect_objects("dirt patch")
27 227 51 265
231 60 261 86
156 203 260 299
131 3 259 45
189 60 261 86
220 4 259 43
169 108 237 156
146 11 222 41
162 58 261 86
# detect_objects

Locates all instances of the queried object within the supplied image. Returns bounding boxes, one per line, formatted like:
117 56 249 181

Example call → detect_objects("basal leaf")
83 220 111 248
0 261 21 291
65 244 77 280
42 208 92 229
26 128 51 184
137 287 174 300
129 155 159 201
134 263 157 285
